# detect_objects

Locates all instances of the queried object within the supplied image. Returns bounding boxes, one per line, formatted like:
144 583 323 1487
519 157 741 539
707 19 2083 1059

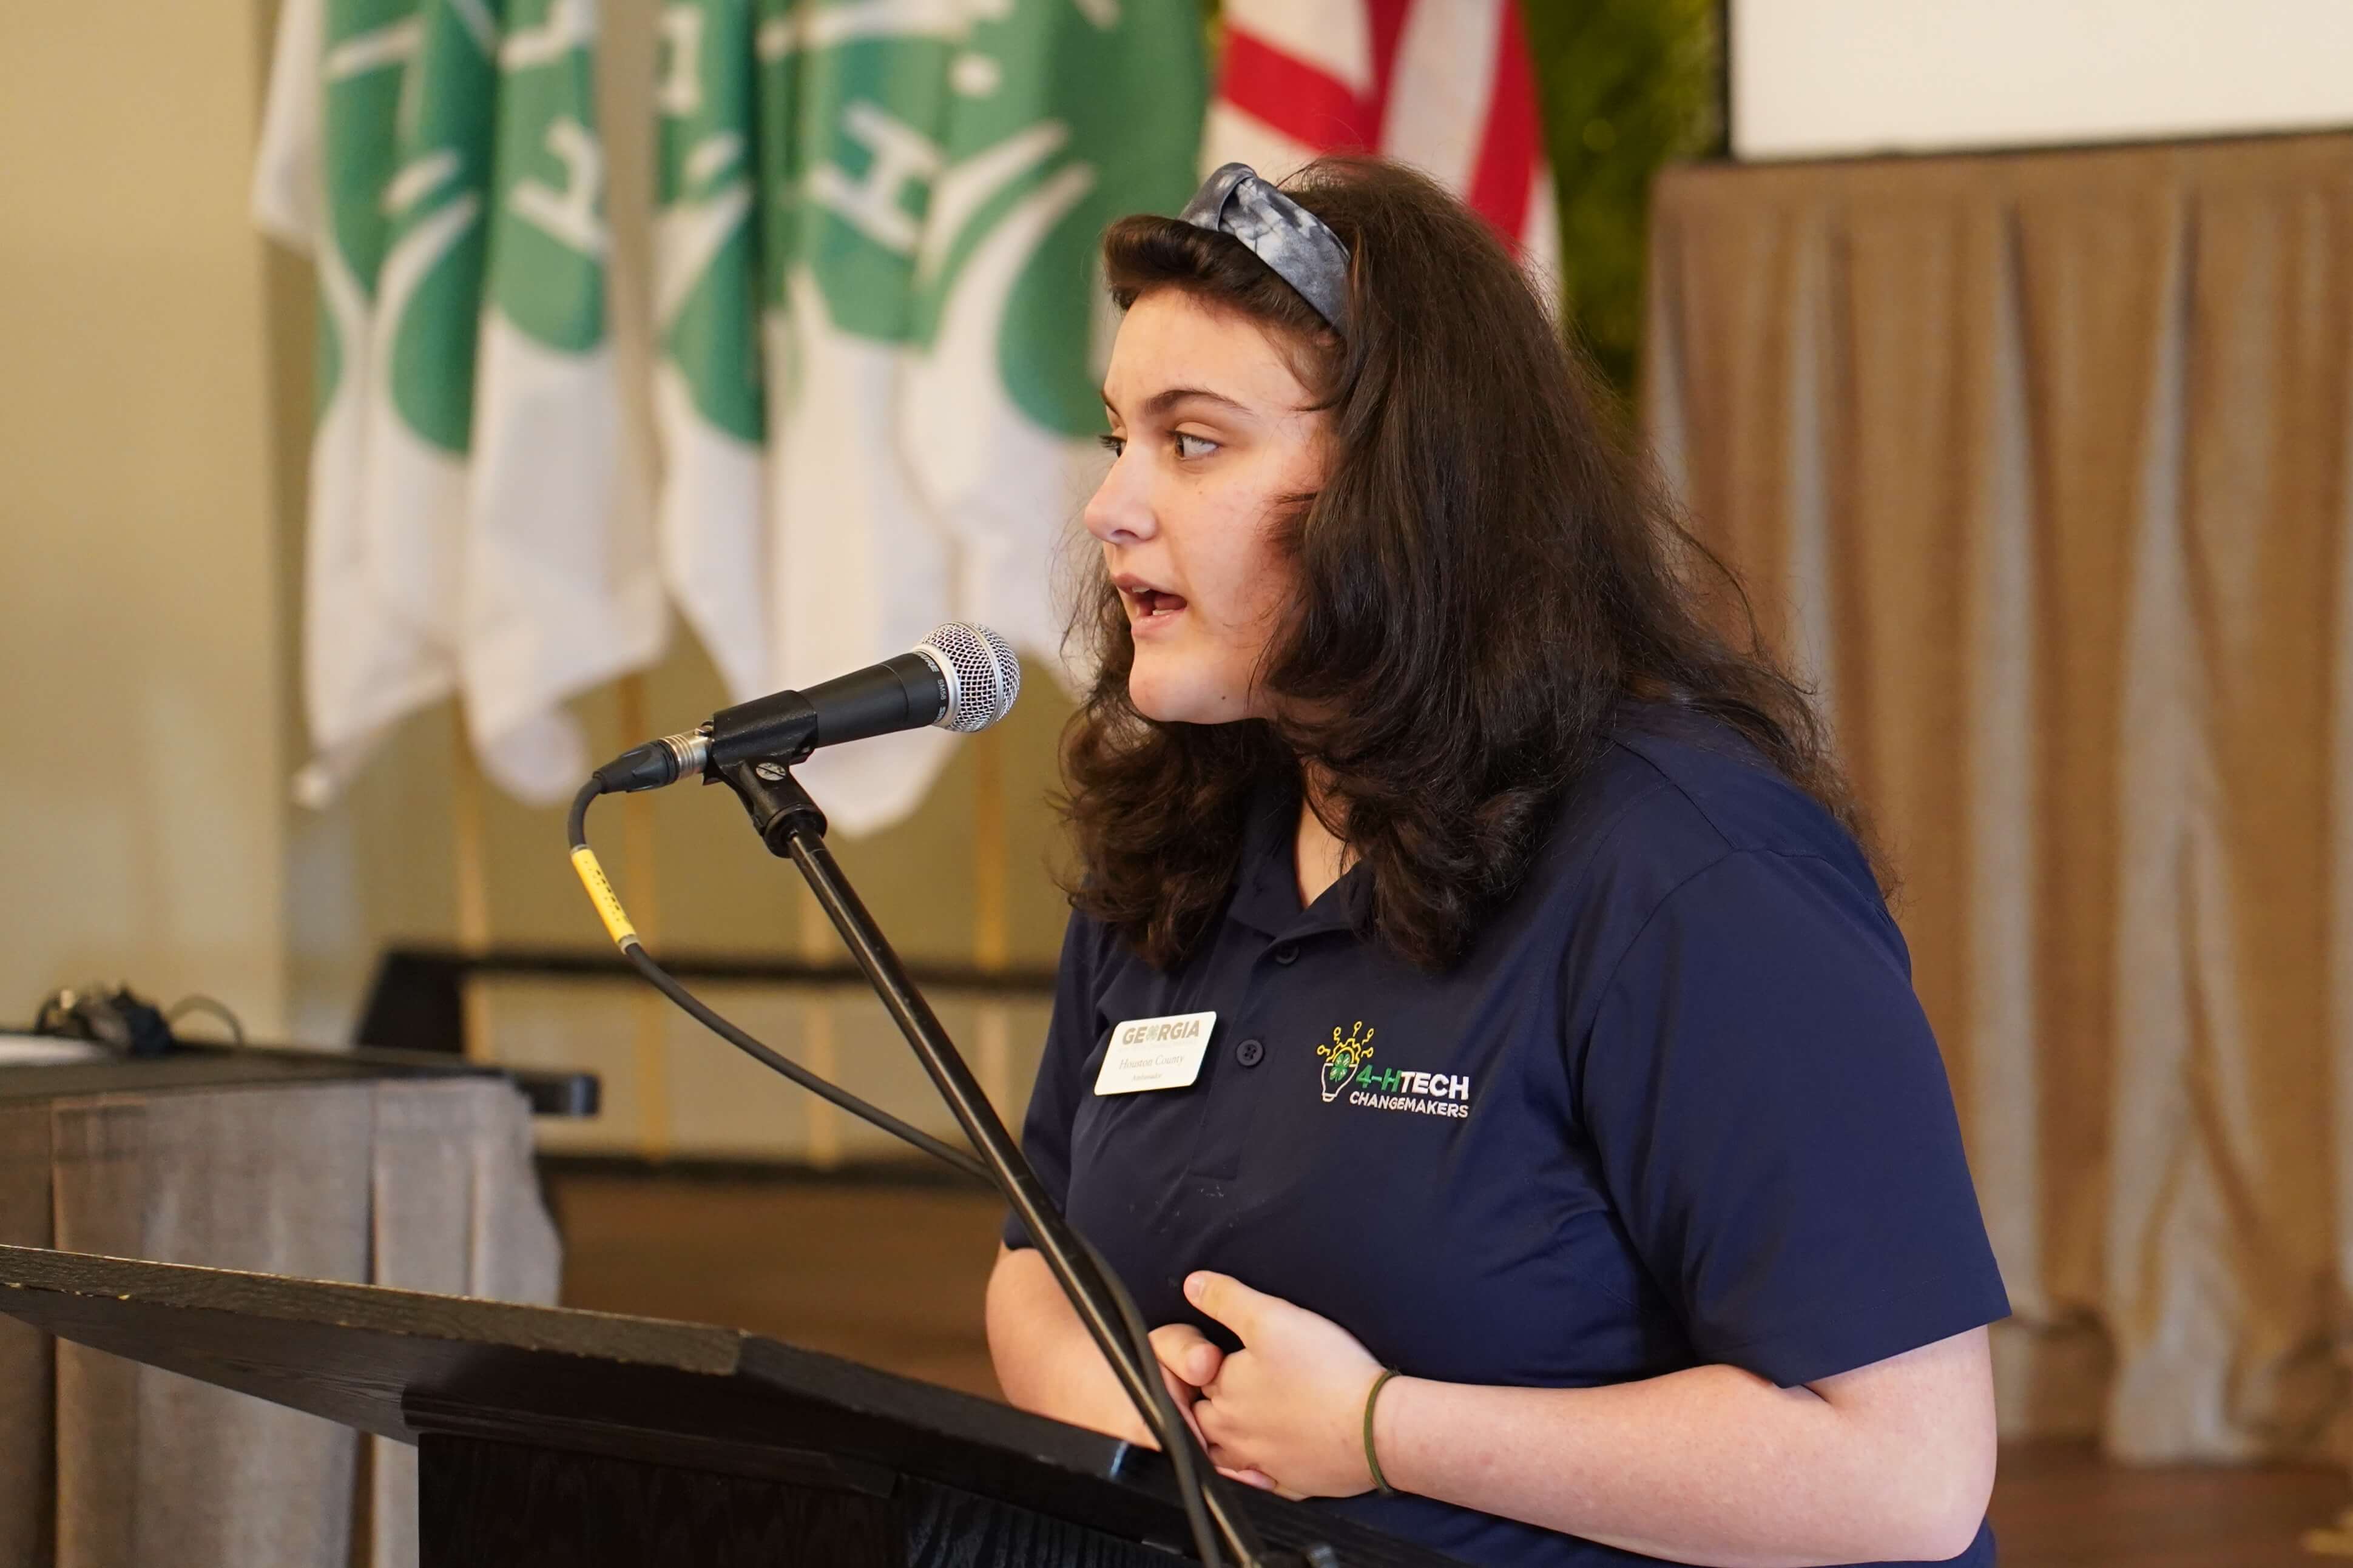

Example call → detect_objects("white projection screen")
1731 0 2353 160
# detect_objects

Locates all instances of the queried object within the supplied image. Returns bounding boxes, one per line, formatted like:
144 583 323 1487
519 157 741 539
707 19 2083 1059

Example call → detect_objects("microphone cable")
566 780 1244 1568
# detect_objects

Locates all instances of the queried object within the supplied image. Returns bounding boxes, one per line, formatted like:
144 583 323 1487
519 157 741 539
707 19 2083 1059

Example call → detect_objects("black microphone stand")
712 759 1305 1568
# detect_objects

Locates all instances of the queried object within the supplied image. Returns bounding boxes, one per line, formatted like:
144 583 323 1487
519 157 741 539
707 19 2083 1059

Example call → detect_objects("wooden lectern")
0 1243 1461 1567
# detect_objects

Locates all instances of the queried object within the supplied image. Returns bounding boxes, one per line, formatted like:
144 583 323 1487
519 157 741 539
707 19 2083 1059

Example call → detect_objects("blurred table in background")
0 1048 579 1568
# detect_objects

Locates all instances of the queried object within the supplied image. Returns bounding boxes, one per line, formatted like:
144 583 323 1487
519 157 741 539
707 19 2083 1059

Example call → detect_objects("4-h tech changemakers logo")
1316 1022 1473 1120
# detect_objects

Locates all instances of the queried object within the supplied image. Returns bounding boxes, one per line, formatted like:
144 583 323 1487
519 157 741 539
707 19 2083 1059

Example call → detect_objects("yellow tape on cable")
570 846 640 950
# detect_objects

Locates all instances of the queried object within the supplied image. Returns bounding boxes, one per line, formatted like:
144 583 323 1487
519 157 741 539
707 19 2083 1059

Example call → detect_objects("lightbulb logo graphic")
1315 1021 1377 1105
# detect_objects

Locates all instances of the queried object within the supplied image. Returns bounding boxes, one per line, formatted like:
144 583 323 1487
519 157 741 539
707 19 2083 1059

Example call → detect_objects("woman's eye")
1097 433 1126 457
1173 431 1218 459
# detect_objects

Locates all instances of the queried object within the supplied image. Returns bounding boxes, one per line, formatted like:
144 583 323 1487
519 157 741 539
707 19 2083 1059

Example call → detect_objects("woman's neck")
1293 766 1353 908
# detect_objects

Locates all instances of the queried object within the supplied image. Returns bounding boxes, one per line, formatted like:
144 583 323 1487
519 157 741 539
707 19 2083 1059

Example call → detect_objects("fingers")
1197 1397 1293 1495
1158 1363 1209 1449
1184 1271 1279 1341
1148 1321 1223 1389
1194 1387 1228 1446
1147 1323 1219 1453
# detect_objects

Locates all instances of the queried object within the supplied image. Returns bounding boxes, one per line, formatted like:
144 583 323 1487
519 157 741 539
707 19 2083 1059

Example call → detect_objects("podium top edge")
0 1243 743 1376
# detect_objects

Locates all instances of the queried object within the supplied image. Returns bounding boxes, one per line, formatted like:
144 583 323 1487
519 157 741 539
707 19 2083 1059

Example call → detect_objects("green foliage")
1523 0 1720 398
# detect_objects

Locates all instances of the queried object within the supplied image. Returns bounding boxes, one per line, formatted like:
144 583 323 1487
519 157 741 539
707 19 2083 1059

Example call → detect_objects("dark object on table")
13 983 597 1119
32 983 176 1057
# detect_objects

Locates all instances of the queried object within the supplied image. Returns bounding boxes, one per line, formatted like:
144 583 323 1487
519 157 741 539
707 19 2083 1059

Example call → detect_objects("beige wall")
0 0 291 1037
1732 0 2353 158
1 0 1075 1155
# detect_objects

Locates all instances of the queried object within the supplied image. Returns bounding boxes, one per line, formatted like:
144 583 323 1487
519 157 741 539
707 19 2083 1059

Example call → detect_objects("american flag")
1204 0 1558 275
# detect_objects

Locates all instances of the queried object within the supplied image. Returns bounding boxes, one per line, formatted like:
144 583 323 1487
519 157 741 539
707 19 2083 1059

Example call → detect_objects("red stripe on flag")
1220 28 1377 152
1363 0 1415 146
1465 1 1542 249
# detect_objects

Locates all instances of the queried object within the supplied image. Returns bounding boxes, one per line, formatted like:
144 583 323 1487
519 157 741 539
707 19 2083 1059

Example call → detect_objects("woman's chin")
1126 676 1194 724
1127 665 1247 727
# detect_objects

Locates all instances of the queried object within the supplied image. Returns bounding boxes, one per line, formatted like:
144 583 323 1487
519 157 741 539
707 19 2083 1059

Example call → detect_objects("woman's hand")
990 1247 1374 1495
1146 1322 1218 1448
1146 1320 1285 1492
1180 1271 1386 1499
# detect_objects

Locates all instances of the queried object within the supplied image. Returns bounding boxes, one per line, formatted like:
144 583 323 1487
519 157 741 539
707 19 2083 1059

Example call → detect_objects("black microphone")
591 623 1021 794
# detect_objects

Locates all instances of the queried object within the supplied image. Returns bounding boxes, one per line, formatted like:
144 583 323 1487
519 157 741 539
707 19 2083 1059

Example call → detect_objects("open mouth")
1132 588 1187 618
1115 575 1189 621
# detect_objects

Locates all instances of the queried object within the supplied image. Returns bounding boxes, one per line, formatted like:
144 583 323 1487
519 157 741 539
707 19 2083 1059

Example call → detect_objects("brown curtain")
1644 133 2353 1464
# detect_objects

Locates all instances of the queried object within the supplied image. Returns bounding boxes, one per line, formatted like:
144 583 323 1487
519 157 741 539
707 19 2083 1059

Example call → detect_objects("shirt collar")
1224 774 1371 943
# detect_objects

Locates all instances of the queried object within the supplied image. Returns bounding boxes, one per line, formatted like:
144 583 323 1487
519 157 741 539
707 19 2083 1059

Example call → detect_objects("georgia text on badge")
1093 1012 1217 1095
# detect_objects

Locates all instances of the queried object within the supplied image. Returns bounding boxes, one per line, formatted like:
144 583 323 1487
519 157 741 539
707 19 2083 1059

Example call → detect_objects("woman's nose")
1083 450 1155 545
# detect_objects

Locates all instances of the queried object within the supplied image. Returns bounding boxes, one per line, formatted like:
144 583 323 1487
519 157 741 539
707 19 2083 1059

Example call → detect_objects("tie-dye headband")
1178 162 1352 332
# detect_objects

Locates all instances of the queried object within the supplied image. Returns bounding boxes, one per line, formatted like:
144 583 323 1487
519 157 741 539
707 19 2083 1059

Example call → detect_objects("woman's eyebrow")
1099 385 1255 421
1146 386 1252 419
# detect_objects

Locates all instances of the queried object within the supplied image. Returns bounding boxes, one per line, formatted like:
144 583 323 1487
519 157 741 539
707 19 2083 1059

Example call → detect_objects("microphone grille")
920 623 1021 733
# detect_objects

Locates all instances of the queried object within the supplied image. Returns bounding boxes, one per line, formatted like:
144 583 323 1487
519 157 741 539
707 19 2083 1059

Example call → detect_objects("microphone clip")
711 758 828 858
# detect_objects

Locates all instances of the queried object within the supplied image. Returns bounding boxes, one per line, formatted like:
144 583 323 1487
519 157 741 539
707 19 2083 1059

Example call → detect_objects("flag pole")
449 703 495 1063
614 673 672 1161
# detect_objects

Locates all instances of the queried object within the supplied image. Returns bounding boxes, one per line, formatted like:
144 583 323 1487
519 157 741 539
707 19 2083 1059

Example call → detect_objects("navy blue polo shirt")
1004 704 2009 1567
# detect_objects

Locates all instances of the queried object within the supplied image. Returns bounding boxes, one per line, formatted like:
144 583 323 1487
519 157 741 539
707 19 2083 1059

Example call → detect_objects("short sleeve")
1001 910 1111 1251
1577 849 2010 1387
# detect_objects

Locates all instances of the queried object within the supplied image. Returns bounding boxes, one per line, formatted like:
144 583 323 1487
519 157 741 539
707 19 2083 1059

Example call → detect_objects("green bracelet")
1362 1367 1400 1496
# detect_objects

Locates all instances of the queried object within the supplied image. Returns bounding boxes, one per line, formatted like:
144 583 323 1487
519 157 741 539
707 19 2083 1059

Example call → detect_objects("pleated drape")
1645 133 2353 1464
0 1076 561 1567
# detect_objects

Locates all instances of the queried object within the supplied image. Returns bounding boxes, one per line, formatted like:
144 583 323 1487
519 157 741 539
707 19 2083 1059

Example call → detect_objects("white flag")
255 0 456 809
751 0 1206 835
652 0 769 704
257 0 661 808
467 0 664 801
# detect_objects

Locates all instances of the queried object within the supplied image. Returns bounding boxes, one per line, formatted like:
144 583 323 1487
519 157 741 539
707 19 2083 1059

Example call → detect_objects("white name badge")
1093 1012 1218 1095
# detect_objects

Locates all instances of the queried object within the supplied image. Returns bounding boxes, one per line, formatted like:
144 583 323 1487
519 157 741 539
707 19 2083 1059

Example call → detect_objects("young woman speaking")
986 157 2006 1568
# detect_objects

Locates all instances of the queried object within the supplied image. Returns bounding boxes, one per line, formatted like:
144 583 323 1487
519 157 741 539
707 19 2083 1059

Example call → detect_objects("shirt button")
1235 1038 1264 1068
1272 944 1299 966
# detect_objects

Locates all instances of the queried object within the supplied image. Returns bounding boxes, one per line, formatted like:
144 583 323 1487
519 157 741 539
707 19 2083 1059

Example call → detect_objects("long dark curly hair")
1062 155 1874 972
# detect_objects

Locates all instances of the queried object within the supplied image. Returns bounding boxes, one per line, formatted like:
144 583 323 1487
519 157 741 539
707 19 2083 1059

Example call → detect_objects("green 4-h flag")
463 0 664 800
258 0 663 808
653 0 769 704
655 0 1205 832
255 0 443 808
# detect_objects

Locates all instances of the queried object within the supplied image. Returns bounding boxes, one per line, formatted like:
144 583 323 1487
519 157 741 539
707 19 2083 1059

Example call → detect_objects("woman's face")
1085 288 1329 725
